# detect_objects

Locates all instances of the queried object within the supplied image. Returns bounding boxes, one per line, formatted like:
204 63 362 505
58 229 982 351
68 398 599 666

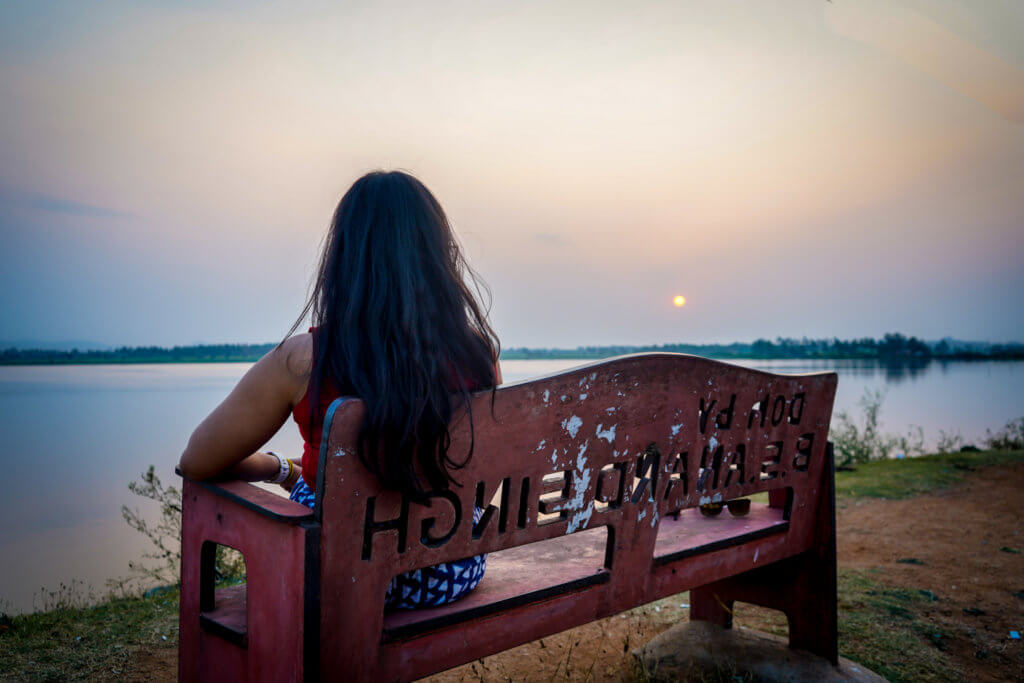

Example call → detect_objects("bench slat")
382 527 609 641
653 504 789 565
200 584 248 649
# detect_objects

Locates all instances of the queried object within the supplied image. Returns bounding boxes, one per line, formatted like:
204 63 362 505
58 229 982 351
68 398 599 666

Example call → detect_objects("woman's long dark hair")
289 171 499 497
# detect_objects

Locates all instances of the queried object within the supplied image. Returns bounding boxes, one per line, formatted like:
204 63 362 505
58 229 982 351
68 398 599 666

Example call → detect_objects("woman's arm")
178 335 310 482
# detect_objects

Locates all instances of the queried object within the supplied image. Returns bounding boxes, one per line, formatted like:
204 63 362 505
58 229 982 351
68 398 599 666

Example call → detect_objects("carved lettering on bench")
788 392 806 425
759 440 784 481
748 394 768 429
697 442 724 492
354 382 823 561
698 398 716 434
724 444 746 487
362 495 410 560
517 476 531 529
538 470 571 523
662 451 689 508
596 462 627 510
793 433 814 472
631 444 661 504
419 490 462 548
715 394 737 430
473 477 511 538
747 391 805 429
771 395 787 426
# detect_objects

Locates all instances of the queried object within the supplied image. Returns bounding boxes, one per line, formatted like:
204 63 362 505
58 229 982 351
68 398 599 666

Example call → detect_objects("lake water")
2 358 1022 614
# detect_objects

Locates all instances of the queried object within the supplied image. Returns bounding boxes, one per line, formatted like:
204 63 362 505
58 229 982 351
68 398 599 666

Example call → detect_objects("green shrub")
123 467 245 587
984 417 1024 450
830 389 924 468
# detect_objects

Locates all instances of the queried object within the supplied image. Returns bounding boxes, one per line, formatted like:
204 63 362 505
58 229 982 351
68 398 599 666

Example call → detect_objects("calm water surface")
2 358 1022 613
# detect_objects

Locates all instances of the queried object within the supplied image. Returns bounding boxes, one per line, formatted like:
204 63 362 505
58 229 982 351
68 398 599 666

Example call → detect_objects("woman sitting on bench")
178 170 502 609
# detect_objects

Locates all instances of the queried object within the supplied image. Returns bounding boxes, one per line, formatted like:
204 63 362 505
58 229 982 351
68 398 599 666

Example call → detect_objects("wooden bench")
179 353 839 681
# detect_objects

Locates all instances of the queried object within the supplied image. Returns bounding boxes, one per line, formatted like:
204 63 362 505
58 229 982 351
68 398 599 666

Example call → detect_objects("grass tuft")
834 449 1024 501
0 588 179 681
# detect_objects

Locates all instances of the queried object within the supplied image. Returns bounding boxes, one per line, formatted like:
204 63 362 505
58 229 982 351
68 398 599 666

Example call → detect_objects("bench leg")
689 445 838 665
689 545 837 665
689 585 734 628
179 480 314 683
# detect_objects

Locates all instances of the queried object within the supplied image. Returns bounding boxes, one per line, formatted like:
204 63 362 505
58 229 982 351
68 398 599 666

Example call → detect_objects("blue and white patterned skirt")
289 476 486 610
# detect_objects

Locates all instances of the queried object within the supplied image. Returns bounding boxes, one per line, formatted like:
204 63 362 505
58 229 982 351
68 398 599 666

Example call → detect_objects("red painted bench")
179 353 839 681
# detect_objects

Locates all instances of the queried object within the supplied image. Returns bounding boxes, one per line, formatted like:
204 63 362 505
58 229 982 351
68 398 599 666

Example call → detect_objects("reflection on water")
1 358 1023 614
504 357 992 385
502 357 984 385
729 358 935 384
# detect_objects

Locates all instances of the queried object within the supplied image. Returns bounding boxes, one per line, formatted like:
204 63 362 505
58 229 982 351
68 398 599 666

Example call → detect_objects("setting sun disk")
673 295 686 307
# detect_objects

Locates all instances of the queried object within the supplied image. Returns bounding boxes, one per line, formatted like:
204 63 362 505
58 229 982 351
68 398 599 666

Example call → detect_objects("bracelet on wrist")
265 451 291 484
282 461 301 489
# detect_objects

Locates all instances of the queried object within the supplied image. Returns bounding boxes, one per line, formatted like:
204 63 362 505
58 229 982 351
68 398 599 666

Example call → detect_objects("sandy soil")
121 464 1024 681
831 463 1024 682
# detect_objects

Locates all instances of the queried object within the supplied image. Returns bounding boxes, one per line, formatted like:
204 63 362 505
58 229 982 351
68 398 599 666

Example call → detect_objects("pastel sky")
1 0 1022 348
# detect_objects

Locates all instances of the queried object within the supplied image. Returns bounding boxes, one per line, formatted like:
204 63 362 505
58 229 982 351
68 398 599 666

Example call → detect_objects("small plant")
123 466 246 588
830 390 924 467
32 579 96 613
984 417 1024 451
935 430 963 454
121 466 183 586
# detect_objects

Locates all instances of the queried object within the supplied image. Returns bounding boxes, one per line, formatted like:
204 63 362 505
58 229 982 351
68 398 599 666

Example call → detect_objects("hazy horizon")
3 0 1023 348
2 332 1020 353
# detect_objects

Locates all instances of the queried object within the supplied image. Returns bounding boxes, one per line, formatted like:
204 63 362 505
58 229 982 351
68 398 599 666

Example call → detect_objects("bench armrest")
176 467 314 524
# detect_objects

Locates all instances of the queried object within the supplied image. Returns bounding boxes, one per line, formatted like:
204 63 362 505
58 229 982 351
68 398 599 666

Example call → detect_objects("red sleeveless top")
292 373 342 489
291 329 489 488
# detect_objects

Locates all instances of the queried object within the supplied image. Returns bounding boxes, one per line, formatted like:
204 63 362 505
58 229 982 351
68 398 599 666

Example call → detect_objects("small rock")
1000 547 1022 554
963 607 986 616
635 621 886 682
897 558 924 565
919 590 938 602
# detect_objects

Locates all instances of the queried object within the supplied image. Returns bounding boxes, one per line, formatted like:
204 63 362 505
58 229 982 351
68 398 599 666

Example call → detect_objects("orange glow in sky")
1 1 1022 347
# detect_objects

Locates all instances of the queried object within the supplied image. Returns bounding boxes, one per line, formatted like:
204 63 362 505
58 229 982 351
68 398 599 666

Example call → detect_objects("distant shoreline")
3 357 1023 367
3 334 1023 366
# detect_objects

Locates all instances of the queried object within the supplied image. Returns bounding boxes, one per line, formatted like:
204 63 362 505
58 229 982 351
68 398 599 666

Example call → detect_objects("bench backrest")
314 353 837 676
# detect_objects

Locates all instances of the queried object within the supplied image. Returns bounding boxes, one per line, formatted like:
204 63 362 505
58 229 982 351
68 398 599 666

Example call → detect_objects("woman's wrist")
281 459 302 491
224 452 280 481
263 452 303 491
265 451 290 484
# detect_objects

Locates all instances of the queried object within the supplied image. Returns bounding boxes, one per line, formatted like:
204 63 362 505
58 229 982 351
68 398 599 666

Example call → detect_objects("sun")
673 295 686 308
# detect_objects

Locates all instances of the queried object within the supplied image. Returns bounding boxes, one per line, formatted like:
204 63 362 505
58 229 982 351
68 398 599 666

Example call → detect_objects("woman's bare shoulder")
277 333 314 401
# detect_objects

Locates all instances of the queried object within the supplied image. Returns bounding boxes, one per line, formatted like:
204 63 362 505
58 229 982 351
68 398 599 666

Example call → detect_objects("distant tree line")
0 343 277 365
500 333 1024 361
2 333 1022 365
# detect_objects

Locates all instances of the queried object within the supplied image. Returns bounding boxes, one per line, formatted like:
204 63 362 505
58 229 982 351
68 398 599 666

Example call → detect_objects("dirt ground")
125 464 1024 682
832 463 1024 682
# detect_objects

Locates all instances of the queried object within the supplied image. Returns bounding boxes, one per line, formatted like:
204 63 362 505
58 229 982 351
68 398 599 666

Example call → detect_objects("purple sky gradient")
2 0 1022 348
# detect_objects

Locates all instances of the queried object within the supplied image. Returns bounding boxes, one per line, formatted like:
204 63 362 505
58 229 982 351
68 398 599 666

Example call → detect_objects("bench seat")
203 502 788 650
